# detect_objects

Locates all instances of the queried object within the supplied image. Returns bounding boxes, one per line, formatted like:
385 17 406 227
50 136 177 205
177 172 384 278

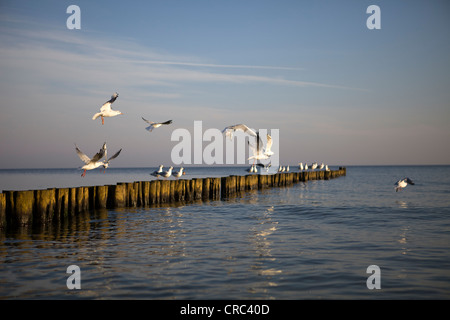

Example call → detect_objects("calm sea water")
0 165 449 300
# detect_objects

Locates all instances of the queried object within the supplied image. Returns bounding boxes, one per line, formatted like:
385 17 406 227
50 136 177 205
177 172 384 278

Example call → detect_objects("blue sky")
1 0 449 168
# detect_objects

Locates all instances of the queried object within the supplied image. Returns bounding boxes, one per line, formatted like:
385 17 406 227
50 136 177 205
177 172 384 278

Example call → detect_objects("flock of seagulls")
81 94 416 192
150 165 185 179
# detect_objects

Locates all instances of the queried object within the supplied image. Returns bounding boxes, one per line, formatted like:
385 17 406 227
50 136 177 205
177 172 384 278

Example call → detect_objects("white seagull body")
319 163 324 170
173 167 184 178
222 124 257 141
161 166 173 179
75 142 106 177
299 163 304 171
92 93 123 125
311 162 318 170
142 117 173 132
395 178 415 192
150 165 164 178
304 163 308 170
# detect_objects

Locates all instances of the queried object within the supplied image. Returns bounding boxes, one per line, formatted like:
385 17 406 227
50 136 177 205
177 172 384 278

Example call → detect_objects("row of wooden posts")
0 168 346 228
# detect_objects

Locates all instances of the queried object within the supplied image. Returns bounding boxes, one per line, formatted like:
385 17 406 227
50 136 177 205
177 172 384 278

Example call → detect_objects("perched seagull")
246 164 255 173
325 165 330 171
75 142 106 177
394 178 415 192
102 146 122 172
222 124 257 141
142 117 173 132
173 167 184 178
319 163 324 170
299 162 304 171
286 165 290 172
150 165 164 178
304 163 308 170
92 92 123 125
311 162 318 170
161 166 173 179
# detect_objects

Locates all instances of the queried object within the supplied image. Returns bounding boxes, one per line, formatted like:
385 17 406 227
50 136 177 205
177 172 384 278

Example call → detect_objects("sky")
0 0 449 168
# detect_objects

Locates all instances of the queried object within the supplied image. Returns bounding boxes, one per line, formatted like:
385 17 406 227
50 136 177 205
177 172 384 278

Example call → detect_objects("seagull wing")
160 120 173 125
91 144 106 163
406 178 415 185
107 149 122 162
75 144 91 164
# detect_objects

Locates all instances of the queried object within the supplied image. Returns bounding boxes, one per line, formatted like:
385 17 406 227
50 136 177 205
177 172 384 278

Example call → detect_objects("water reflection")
248 205 281 297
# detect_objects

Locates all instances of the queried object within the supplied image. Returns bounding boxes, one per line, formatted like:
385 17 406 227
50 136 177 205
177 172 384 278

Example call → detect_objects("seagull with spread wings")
222 124 257 141
75 142 107 177
394 177 415 192
142 117 173 132
92 92 123 125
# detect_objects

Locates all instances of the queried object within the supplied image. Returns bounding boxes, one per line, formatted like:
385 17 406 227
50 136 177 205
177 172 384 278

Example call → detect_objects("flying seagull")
394 178 415 192
92 92 123 125
102 145 122 172
222 124 257 141
142 117 173 132
75 142 106 177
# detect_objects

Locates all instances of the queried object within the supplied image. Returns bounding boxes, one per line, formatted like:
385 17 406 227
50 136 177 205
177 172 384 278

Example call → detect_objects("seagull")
304 163 308 170
75 142 106 177
299 162 304 171
394 178 415 192
319 163 324 170
173 167 184 178
92 92 123 125
102 145 122 172
150 165 164 178
246 164 255 173
142 117 173 132
222 124 257 141
325 165 330 171
286 165 290 172
311 162 318 170
161 166 173 179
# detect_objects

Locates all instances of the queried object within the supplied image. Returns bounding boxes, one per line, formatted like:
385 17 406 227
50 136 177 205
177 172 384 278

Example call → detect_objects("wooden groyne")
0 168 346 228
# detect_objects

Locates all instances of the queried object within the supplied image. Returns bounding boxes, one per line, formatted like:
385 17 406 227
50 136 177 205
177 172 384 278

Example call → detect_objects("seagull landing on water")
394 178 415 192
222 124 257 141
102 145 122 172
92 93 123 125
142 117 173 132
75 142 106 177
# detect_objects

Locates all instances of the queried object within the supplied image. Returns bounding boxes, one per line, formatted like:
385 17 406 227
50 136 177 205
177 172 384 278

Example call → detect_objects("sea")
0 165 449 301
